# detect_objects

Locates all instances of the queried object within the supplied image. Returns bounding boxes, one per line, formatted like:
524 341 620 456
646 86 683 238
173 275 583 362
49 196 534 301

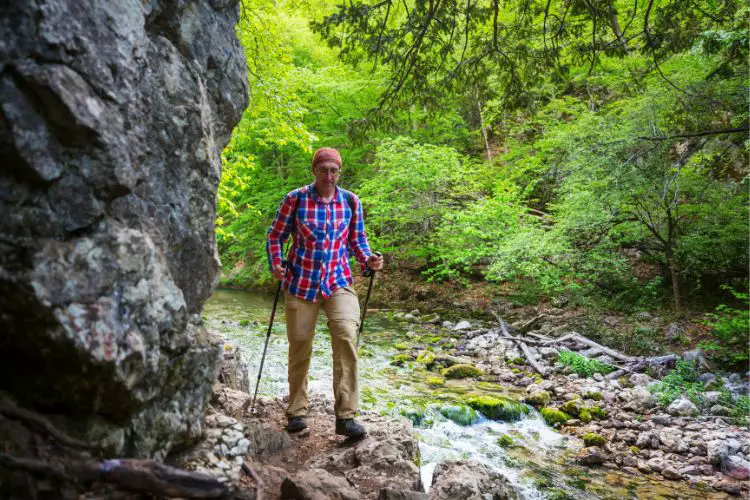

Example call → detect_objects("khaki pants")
284 287 360 419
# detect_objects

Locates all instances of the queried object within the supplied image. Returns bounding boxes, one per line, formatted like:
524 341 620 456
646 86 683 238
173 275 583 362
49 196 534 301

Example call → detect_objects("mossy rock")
441 363 482 379
239 319 250 327
390 353 413 366
589 406 607 420
560 400 583 417
416 350 436 368
465 395 529 422
439 405 480 426
509 357 526 365
399 406 429 427
393 343 410 351
630 446 640 455
583 433 607 447
497 434 515 447
583 391 603 401
540 407 571 427
579 408 592 423
426 376 445 388
524 390 551 408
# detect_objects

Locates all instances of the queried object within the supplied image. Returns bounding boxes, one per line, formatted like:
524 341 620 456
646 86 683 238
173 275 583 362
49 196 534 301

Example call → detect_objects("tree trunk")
666 251 681 311
477 99 492 161
609 11 629 53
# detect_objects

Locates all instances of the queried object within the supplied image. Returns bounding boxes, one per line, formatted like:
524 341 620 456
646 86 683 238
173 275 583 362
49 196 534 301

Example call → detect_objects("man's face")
313 160 341 189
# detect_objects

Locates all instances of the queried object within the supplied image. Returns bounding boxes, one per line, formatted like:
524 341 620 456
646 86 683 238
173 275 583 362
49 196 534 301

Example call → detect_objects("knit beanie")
312 147 342 169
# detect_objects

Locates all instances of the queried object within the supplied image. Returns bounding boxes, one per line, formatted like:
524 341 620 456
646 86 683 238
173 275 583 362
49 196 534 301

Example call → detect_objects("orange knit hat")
312 147 342 169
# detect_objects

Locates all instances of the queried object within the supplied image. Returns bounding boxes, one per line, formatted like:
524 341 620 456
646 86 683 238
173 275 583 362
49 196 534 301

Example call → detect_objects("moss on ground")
465 395 529 422
441 363 482 379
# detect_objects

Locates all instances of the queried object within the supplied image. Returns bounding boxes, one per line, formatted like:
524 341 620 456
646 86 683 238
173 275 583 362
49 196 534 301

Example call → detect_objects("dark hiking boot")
286 416 308 433
335 418 366 438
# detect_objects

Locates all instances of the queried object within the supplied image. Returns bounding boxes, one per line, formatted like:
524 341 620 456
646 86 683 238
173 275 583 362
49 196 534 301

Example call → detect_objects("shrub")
558 351 615 377
700 286 750 368
649 360 704 407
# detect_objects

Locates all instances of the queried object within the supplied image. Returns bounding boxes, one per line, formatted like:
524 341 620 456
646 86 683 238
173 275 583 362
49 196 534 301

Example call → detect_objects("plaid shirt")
266 184 372 302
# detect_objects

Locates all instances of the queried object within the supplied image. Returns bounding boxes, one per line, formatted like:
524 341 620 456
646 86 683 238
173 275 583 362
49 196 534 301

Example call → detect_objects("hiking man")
266 147 383 438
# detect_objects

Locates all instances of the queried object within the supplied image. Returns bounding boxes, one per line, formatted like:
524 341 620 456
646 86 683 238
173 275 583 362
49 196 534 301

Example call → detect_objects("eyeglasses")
315 167 341 176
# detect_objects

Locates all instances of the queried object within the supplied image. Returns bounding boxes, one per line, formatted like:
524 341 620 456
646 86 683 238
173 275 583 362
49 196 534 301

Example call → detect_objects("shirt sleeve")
266 192 296 270
347 193 372 273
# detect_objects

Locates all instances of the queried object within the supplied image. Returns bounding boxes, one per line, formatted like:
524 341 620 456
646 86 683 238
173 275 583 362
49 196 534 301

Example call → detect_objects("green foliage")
557 351 615 378
649 360 705 407
700 286 750 367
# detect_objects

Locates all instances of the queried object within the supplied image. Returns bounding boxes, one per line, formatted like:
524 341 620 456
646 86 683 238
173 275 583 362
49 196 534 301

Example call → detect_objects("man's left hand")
366 253 384 271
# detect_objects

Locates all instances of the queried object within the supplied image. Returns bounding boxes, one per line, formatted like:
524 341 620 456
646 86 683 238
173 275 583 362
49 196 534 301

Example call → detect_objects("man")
266 147 383 438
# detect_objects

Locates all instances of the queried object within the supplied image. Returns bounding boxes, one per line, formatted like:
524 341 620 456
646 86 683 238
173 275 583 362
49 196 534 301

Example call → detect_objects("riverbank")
386 307 750 497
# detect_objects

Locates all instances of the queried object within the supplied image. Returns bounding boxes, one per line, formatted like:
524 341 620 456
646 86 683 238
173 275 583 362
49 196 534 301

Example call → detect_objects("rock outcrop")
0 0 247 464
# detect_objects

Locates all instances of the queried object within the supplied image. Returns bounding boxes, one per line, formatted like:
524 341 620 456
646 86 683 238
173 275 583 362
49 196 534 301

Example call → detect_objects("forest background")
216 0 749 368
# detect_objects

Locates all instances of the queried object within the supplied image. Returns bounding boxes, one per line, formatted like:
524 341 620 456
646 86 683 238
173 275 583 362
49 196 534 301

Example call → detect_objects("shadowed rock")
0 0 247 462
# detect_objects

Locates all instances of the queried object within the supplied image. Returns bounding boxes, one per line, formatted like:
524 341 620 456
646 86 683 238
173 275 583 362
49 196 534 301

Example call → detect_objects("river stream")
204 289 723 499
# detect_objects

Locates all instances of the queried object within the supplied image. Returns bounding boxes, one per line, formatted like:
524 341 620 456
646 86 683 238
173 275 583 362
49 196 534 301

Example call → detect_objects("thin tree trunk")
477 99 492 161
609 11 629 52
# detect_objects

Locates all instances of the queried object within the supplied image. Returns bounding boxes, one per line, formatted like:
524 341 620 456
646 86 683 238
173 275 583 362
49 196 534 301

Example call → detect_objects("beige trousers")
284 287 360 419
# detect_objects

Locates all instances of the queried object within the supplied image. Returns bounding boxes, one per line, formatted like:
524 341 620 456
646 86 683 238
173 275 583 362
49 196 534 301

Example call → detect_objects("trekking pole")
249 262 285 414
356 252 381 349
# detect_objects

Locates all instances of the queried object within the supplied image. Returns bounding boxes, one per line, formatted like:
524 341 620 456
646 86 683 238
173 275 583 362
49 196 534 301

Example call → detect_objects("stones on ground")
429 460 518 499
577 446 605 465
280 468 360 500
723 455 750 480
379 488 428 500
631 386 657 410
666 397 699 417
452 320 472 331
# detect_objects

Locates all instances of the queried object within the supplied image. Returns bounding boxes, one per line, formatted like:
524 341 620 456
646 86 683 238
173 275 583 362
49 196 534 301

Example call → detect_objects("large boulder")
429 460 517 499
0 0 247 462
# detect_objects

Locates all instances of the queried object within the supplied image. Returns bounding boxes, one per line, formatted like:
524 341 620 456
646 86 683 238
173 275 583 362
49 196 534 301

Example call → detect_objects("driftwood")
543 332 636 362
498 320 547 375
517 314 547 334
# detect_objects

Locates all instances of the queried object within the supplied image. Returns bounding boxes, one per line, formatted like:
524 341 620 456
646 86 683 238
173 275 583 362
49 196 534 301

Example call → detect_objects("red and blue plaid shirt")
266 184 372 302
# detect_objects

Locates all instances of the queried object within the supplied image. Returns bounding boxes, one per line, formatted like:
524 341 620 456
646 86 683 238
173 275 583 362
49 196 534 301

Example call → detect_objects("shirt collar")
309 183 343 205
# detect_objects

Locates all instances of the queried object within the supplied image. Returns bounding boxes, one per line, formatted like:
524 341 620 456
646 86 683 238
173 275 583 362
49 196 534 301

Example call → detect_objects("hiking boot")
286 416 308 433
335 418 366 438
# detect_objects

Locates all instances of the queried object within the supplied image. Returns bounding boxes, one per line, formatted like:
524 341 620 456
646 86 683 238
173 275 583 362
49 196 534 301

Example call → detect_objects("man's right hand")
272 264 286 281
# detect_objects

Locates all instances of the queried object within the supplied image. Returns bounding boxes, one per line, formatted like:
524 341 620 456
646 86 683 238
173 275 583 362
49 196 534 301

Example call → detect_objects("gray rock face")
0 0 247 460
429 460 517 499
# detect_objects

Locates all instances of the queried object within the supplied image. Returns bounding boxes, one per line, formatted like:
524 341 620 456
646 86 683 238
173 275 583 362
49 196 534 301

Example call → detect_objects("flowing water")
204 289 726 499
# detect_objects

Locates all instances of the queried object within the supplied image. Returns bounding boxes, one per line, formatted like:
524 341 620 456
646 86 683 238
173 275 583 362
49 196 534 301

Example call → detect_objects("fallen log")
498 320 547 375
518 314 547 334
543 332 636 362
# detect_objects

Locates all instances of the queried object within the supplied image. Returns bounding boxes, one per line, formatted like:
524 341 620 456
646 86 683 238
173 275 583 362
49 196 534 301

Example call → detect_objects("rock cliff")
0 0 247 462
